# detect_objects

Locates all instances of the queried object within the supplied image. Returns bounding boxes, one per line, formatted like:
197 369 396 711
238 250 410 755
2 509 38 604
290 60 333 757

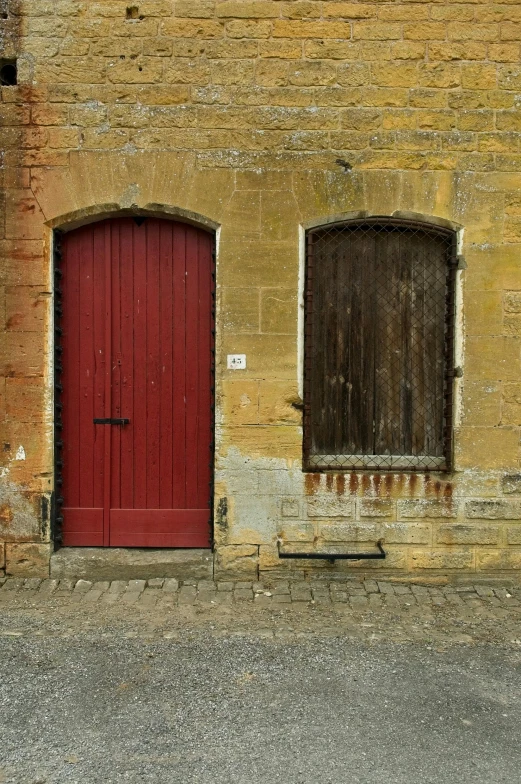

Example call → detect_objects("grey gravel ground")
1 577 521 784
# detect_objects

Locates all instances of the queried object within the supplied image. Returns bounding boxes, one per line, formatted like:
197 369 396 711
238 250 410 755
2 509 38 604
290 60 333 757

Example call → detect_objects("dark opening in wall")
0 59 17 86
126 6 144 20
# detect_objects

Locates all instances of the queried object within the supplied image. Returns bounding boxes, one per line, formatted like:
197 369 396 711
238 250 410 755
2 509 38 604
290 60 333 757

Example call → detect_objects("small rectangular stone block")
382 523 431 544
271 584 290 595
410 550 474 569
56 579 75 592
349 595 369 609
435 525 500 545
108 580 128 592
320 523 378 542
197 580 217 591
398 500 457 519
163 578 179 592
147 578 165 588
307 498 353 518
377 582 394 594
73 580 93 593
127 580 146 592
360 499 394 518
23 578 42 590
235 589 254 600
281 498 300 517
475 585 495 597
465 500 521 519
279 523 315 542
501 475 521 494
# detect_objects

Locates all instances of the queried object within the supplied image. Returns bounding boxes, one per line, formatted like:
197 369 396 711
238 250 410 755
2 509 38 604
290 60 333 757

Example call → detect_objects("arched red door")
59 217 214 547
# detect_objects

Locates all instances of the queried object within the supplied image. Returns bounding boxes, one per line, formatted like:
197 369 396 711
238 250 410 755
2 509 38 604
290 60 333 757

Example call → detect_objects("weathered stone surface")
50 549 213 581
5 543 51 578
0 484 44 542
214 545 258 579
465 500 521 520
319 523 379 543
435 525 500 545
501 475 521 495
359 499 395 519
307 498 354 518
381 523 431 545
398 500 458 519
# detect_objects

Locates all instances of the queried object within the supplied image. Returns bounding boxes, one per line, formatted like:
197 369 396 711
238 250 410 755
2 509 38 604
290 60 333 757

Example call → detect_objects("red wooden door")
60 217 214 547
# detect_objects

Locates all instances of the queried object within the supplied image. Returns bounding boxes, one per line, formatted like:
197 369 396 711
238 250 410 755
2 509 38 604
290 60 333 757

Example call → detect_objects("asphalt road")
1 627 521 784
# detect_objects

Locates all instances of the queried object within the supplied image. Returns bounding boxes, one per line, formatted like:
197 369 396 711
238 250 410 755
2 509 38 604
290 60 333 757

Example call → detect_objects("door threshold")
50 547 213 581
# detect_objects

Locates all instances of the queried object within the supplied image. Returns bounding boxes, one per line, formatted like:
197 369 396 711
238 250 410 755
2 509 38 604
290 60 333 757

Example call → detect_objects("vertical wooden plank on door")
185 226 201 509
78 227 96 512
93 226 106 517
197 230 213 510
159 220 174 510
110 220 122 515
145 220 161 509
132 220 148 510
119 219 135 512
172 223 187 510
102 222 112 547
61 225 104 544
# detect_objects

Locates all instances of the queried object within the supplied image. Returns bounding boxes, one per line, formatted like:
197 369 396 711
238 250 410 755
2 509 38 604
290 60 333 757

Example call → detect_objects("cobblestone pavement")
2 576 521 783
1 575 521 645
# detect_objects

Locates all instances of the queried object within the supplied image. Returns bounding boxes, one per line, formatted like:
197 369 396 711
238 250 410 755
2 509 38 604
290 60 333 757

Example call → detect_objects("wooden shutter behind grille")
304 220 455 471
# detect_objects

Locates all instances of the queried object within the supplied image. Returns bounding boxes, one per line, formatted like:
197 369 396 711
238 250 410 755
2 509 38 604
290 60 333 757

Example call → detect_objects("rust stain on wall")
0 505 13 526
304 474 321 495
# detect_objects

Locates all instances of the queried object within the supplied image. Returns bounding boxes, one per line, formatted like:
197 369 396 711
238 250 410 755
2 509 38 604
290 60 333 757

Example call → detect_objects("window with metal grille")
303 218 457 472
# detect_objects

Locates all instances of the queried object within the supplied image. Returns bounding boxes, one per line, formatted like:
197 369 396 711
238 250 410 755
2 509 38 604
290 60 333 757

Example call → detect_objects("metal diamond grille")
304 218 456 472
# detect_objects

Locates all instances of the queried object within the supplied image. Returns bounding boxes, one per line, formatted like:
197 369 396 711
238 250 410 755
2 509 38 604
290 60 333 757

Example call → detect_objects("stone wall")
1 0 521 578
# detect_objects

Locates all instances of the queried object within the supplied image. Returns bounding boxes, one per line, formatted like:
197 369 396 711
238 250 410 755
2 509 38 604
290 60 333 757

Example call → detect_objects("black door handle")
93 418 130 425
